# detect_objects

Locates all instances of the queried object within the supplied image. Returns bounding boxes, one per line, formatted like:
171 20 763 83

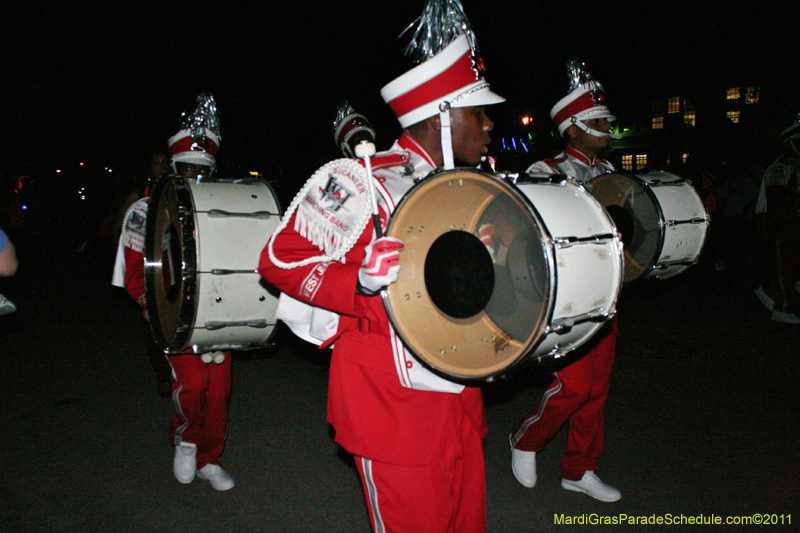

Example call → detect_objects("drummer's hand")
358 237 404 295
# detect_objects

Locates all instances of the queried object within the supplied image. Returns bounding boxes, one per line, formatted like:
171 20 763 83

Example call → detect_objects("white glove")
358 237 404 295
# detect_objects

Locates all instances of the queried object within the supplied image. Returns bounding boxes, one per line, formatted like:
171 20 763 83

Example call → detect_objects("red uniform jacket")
259 135 486 466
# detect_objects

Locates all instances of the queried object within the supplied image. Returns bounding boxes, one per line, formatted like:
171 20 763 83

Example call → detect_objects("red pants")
354 403 486 533
510 318 617 481
167 352 231 469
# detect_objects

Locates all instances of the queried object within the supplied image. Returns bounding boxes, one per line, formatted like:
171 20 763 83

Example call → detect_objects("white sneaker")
755 286 800 323
0 293 16 316
197 464 235 491
173 442 197 484
771 310 800 324
511 447 537 488
562 471 621 502
754 286 775 311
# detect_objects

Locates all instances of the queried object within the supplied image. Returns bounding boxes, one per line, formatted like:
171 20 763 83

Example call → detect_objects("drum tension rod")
654 259 698 269
552 233 616 247
647 178 688 187
211 269 259 275
205 209 276 219
662 217 708 227
205 319 269 330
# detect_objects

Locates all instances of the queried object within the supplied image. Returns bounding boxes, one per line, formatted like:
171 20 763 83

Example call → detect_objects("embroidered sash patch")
294 159 372 261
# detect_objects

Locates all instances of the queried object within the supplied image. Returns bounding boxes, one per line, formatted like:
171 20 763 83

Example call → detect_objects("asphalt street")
0 233 797 533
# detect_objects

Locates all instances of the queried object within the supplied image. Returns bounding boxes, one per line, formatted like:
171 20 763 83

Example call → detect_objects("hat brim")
171 152 216 168
590 110 617 122
452 88 506 109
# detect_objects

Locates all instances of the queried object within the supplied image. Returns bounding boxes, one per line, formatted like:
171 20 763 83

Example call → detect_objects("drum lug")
552 308 614 331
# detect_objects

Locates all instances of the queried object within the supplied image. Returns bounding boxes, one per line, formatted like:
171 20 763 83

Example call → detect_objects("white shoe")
755 286 800 323
197 464 235 491
754 286 775 311
562 471 621 502
173 442 197 484
511 448 537 488
0 293 16 316
771 310 800 324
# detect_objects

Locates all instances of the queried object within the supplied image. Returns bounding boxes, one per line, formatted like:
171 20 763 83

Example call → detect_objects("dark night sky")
2 1 798 186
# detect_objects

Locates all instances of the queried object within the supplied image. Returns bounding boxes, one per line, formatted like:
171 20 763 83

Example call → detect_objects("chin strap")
572 117 622 140
789 137 800 157
439 102 455 170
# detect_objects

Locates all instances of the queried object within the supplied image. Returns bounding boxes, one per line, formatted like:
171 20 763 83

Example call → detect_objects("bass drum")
588 170 709 282
144 176 282 354
382 170 623 381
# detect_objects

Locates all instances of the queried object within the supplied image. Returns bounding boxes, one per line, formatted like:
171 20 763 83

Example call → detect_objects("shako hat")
550 59 617 137
380 0 504 129
168 92 221 169
380 0 504 169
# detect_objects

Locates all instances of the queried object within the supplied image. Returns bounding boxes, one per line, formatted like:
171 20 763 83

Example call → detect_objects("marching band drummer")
509 60 623 502
259 1 504 530
113 93 235 492
754 113 800 324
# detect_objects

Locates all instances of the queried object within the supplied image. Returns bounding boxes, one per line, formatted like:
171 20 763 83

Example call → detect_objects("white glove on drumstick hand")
357 237 404 295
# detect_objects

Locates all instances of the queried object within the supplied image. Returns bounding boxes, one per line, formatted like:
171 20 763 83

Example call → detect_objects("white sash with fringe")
270 151 464 393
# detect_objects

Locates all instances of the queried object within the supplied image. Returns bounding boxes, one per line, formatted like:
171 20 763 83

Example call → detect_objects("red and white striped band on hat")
381 34 504 129
168 129 220 167
550 82 616 136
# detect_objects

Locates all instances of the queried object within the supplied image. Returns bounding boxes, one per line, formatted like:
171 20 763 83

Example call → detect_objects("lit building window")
727 87 740 100
683 153 690 164
622 155 634 171
652 116 664 129
636 154 648 170
668 97 681 113
683 101 696 126
746 86 760 104
727 111 740 123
